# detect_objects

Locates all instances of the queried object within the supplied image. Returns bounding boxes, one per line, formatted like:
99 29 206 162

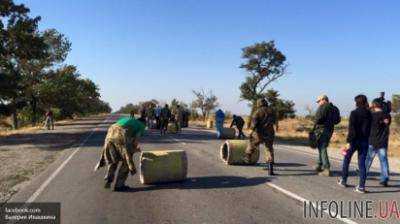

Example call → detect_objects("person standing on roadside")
160 104 171 135
215 109 225 139
338 95 371 193
230 115 245 139
313 95 341 177
245 99 276 175
365 98 391 187
175 105 184 132
44 109 54 130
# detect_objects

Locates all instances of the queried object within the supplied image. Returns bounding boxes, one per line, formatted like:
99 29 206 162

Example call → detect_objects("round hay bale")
167 123 178 133
140 150 188 184
220 140 259 165
206 119 214 129
219 128 236 139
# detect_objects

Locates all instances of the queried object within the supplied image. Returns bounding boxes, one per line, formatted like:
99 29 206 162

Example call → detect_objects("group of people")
95 92 392 193
134 104 187 135
312 92 392 193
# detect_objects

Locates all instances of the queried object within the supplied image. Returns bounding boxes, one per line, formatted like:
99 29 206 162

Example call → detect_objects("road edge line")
26 115 112 203
266 182 358 224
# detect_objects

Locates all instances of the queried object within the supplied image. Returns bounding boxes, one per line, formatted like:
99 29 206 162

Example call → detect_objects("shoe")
114 185 132 192
379 181 389 187
337 179 347 188
104 181 112 189
354 186 366 194
318 169 331 177
313 165 323 172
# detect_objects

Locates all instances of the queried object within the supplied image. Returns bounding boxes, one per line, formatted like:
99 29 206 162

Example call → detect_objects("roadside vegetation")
0 0 111 130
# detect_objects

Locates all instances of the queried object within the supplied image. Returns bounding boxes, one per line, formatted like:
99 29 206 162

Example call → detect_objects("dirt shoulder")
0 114 110 203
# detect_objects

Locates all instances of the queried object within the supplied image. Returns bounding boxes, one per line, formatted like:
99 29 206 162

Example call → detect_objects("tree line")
0 0 111 129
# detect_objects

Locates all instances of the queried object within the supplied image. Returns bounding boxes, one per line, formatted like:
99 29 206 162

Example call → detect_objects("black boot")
268 162 274 176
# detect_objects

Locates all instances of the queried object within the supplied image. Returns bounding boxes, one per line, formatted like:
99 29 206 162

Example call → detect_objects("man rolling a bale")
230 115 245 139
95 116 145 192
244 98 276 175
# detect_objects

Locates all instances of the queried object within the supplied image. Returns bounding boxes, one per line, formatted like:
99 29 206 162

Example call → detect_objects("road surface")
8 114 400 224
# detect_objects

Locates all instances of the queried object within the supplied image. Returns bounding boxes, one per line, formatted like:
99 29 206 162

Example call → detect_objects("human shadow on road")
123 176 269 192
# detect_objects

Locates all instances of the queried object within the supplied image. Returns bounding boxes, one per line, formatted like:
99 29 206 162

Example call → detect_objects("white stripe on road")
26 115 113 203
266 182 358 224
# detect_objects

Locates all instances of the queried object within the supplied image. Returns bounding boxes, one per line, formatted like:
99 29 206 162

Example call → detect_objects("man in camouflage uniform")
95 116 145 191
245 98 276 175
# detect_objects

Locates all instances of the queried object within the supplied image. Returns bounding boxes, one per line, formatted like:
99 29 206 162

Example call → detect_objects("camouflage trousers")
102 124 137 187
246 132 275 163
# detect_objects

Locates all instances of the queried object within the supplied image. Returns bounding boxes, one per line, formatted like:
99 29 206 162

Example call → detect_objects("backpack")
328 104 341 125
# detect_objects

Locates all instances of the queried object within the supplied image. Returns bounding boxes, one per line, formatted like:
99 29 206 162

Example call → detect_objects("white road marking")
266 182 358 224
26 115 113 203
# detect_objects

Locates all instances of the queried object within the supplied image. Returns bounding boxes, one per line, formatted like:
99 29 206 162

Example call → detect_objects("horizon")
19 0 399 116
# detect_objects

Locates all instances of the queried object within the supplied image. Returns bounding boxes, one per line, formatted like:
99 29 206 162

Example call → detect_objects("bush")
394 113 400 127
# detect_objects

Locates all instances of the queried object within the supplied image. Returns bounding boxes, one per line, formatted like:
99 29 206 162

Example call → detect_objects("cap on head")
316 95 329 103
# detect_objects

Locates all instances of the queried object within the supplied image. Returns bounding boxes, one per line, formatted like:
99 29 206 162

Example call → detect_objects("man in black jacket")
230 115 245 139
338 95 372 193
313 95 336 176
365 98 391 187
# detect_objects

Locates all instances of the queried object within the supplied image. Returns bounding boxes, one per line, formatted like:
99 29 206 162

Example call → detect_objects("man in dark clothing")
245 99 276 175
338 94 372 193
160 104 171 135
230 115 245 139
377 92 392 115
365 98 391 187
313 95 336 176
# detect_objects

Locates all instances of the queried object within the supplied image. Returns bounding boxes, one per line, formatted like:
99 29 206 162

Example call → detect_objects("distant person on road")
312 95 341 177
155 105 162 129
130 110 135 118
365 98 391 187
160 104 172 135
95 116 145 192
175 105 184 132
146 105 155 128
44 109 54 130
245 99 276 175
215 109 225 139
230 115 245 139
338 95 371 194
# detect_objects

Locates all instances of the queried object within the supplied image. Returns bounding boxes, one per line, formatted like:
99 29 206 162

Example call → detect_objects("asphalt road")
9 114 400 224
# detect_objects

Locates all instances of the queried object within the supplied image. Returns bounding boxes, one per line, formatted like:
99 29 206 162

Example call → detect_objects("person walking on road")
245 99 276 175
312 95 341 177
155 105 162 129
365 98 392 187
215 109 225 139
95 116 145 192
175 105 184 132
160 104 172 135
230 115 245 139
44 109 54 130
338 95 372 193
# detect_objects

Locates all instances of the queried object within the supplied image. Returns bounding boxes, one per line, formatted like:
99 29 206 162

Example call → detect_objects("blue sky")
19 0 399 115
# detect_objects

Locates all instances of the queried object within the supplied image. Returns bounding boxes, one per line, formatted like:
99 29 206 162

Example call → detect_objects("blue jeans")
341 140 368 189
216 121 223 138
365 146 390 183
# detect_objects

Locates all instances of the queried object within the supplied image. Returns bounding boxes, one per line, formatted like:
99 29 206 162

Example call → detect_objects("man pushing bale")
244 98 277 175
95 116 145 192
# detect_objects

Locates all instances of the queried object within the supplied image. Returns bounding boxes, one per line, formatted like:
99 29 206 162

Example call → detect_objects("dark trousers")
341 139 369 189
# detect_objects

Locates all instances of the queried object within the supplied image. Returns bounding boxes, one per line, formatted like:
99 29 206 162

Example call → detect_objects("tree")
1 0 47 128
264 89 295 121
239 40 288 127
191 89 219 120
117 103 140 114
393 94 400 126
